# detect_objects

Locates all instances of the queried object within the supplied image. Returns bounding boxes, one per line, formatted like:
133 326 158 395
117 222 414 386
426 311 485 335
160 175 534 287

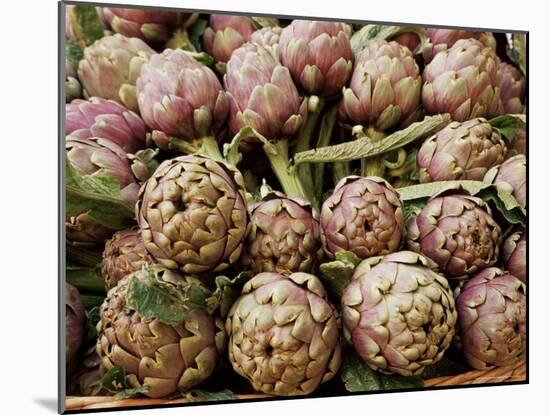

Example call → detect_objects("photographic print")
61 1 527 413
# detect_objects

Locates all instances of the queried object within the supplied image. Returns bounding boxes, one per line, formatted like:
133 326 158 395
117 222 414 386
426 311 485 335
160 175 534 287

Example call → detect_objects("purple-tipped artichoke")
340 39 421 131
417 118 507 182
241 190 321 274
423 29 496 63
226 271 341 396
66 282 86 373
97 268 226 398
502 229 526 283
203 15 255 71
278 20 353 98
136 49 230 150
66 212 114 247
100 7 187 45
484 154 526 209
456 267 526 370
406 192 502 281
66 97 147 153
422 38 502 121
342 251 457 376
77 34 154 112
250 26 283 49
224 43 307 141
497 62 525 114
136 155 249 274
101 228 154 289
320 176 404 259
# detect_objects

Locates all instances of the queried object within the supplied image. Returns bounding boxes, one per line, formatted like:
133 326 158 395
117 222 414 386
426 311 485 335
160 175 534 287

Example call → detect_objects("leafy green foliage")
66 264 106 293
351 24 428 54
68 5 104 48
101 366 149 398
65 41 83 73
490 114 526 145
319 251 361 298
212 271 253 318
185 389 238 402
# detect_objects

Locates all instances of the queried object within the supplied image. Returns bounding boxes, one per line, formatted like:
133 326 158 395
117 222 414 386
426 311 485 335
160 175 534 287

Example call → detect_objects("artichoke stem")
265 139 307 199
333 161 351 185
197 136 224 161
361 127 387 177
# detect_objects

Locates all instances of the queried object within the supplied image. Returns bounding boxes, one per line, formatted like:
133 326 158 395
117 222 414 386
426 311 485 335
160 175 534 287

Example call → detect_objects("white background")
0 0 545 413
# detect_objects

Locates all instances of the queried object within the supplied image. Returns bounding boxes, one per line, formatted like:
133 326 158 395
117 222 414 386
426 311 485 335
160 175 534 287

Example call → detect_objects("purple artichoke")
241 190 321 274
250 26 283 49
66 212 114 247
483 154 526 209
456 267 526 370
320 176 404 259
66 97 147 153
101 228 154 289
502 229 526 283
497 62 525 114
340 39 421 131
278 20 353 98
422 39 503 122
77 34 154 112
136 49 230 151
423 29 496 63
406 192 502 281
66 282 86 373
342 251 457 376
224 43 307 141
417 118 507 182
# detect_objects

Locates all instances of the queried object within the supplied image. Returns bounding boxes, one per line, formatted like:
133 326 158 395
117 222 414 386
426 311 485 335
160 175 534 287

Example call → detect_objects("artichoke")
320 176 404 259
226 272 341 396
97 268 226 398
278 20 353 98
66 58 82 103
423 29 496 63
203 15 255 72
342 251 457 376
66 97 147 153
136 155 249 274
483 154 526 209
136 49 230 153
502 229 526 283
392 33 421 53
340 39 421 131
101 228 154 289
241 190 321 274
417 118 507 182
406 192 502 281
66 283 86 374
455 267 526 370
497 62 525 114
250 26 283 49
422 38 503 122
77 34 154 113
66 212 114 247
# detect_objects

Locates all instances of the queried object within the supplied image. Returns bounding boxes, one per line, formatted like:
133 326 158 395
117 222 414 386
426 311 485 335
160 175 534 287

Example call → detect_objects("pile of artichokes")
64 4 527 404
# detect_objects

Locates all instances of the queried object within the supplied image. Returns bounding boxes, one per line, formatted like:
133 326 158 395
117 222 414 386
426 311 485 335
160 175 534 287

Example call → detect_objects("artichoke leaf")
490 114 526 146
101 366 149 398
66 264 106 294
185 389 239 402
68 5 104 48
351 24 428 55
212 271 253 318
319 251 362 298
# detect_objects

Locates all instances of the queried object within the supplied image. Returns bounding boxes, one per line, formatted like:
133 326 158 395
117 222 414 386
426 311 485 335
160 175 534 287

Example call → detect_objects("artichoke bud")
193 106 213 138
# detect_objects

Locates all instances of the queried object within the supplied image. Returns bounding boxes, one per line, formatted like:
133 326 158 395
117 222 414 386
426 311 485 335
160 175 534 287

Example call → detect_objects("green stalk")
361 127 387 177
66 244 103 268
196 135 224 161
264 139 307 199
333 161 351 186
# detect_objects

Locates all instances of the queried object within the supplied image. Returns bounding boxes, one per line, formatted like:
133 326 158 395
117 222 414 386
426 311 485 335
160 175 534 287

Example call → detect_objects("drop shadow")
34 398 58 413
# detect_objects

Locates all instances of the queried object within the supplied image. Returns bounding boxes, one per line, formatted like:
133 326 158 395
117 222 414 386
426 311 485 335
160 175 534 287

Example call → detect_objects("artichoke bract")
502 229 526 283
66 97 147 153
241 190 321 274
136 155 249 274
136 49 230 152
342 251 457 376
456 267 526 370
66 212 114 247
97 268 226 398
203 15 255 72
340 39 421 131
226 272 341 396
66 283 86 374
278 20 353 98
406 192 502 281
101 228 154 289
422 38 502 122
423 29 496 63
417 118 507 182
77 34 154 113
497 62 525 114
320 176 404 259
250 26 283 49
483 154 526 209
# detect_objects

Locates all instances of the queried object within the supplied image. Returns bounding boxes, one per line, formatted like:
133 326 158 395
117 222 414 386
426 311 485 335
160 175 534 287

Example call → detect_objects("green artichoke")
422 39 502 121
226 272 341 396
136 155 249 274
101 228 154 289
484 154 526 209
497 61 525 114
66 282 86 374
406 192 502 281
278 20 353 98
97 268 226 398
502 229 526 283
66 58 81 103
456 267 526 370
417 118 507 182
66 212 114 247
77 34 154 112
342 251 457 376
241 190 321 274
320 176 404 259
340 39 421 131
